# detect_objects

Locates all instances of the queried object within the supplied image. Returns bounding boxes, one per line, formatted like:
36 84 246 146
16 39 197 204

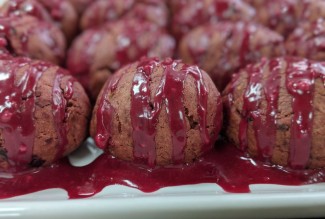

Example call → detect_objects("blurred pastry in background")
67 19 175 100
179 21 285 91
0 15 66 65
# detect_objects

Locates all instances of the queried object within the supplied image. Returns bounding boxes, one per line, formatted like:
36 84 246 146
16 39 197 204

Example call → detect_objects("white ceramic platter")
1 140 325 219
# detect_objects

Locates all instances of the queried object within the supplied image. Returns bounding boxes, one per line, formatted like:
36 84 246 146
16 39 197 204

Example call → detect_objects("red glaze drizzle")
240 58 281 159
52 69 75 160
2 140 325 199
130 58 160 165
0 55 43 171
286 57 315 169
98 57 214 165
130 58 212 164
161 59 187 163
238 61 264 151
232 57 325 168
258 59 281 158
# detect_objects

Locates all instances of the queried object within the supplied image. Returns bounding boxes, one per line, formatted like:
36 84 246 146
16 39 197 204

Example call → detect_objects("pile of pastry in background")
0 0 325 172
2 0 325 96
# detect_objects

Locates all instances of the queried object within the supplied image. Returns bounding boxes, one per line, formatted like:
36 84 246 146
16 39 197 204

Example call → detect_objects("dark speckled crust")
90 58 222 166
222 57 325 169
0 55 91 172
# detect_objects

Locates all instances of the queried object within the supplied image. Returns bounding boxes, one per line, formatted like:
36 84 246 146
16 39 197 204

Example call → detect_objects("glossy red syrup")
0 55 75 171
239 58 281 160
259 59 281 158
1 56 325 199
286 58 315 169
1 140 325 199
0 55 44 171
96 58 220 166
231 57 325 169
238 61 264 151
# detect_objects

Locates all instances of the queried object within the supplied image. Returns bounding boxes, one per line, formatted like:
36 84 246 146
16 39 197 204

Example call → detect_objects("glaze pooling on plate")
1 140 325 199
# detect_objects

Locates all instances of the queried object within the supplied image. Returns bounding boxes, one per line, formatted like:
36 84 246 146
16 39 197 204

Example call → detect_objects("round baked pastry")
80 0 168 30
286 19 325 60
0 0 78 42
170 0 255 40
90 57 222 166
0 54 90 172
67 19 175 100
222 56 325 169
179 21 285 91
244 0 298 37
0 15 66 65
